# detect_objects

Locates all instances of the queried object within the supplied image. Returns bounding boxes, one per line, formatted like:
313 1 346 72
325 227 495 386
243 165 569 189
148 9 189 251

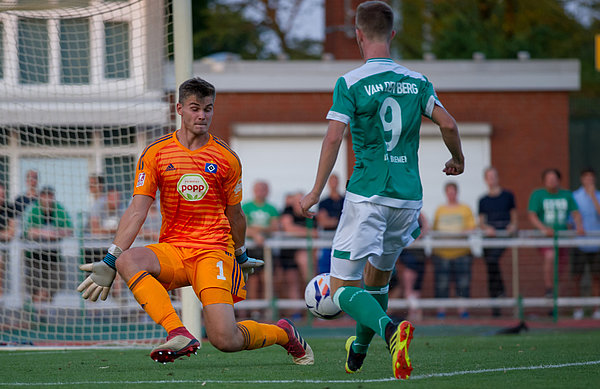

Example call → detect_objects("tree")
391 0 599 116
192 0 322 60
192 0 265 59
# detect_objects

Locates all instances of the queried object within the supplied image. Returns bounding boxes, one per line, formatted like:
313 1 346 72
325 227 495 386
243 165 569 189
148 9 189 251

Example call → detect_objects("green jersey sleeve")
420 77 443 119
327 77 354 124
527 190 541 213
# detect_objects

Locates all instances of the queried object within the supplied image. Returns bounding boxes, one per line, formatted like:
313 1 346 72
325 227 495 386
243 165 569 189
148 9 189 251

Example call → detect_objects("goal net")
0 0 175 346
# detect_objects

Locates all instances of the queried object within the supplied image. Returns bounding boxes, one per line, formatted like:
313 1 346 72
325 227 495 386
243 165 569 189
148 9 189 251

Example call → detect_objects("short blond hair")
355 1 394 41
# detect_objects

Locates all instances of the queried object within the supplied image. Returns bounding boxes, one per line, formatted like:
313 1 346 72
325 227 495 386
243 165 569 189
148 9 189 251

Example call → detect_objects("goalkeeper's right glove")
77 245 121 302
235 246 264 280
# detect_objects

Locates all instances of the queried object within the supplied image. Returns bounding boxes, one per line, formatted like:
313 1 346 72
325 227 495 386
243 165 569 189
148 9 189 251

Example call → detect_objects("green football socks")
351 284 389 353
334 285 392 352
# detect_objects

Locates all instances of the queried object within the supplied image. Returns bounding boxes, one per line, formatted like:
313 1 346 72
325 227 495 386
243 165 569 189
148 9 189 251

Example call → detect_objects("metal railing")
1 230 599 320
242 230 600 320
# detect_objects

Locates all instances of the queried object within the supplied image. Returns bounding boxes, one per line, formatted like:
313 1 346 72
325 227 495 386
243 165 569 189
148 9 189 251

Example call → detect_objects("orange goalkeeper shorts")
147 243 246 306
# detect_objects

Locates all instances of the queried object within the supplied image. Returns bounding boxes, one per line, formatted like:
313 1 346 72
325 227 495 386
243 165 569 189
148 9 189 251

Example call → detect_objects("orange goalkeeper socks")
236 320 289 350
127 271 183 334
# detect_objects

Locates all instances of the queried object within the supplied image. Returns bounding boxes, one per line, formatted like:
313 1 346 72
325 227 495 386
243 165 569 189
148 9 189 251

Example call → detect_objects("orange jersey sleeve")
132 132 244 250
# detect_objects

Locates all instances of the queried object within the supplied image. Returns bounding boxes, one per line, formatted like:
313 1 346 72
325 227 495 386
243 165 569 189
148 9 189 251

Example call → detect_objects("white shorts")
330 199 420 281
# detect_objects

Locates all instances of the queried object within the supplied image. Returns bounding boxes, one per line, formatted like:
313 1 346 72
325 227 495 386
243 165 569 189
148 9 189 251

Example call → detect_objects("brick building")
188 59 579 229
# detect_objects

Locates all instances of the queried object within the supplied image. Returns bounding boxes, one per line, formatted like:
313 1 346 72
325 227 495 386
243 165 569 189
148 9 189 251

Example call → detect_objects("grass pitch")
1 328 599 388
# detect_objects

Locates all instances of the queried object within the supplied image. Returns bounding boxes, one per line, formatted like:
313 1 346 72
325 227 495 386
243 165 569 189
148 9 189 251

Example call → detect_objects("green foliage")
192 1 265 59
427 0 587 59
191 0 321 60
394 0 426 59
391 0 600 116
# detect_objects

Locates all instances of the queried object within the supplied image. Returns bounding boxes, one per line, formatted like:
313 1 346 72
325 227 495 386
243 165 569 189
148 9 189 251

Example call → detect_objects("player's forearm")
226 204 247 250
311 122 345 196
432 106 464 163
440 126 464 164
112 206 147 250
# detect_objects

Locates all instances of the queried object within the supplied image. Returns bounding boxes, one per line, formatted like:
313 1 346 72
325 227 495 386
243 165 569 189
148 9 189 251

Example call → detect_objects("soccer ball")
304 273 343 320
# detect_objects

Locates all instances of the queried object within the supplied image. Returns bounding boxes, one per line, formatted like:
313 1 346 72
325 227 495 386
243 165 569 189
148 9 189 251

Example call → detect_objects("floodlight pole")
173 0 202 340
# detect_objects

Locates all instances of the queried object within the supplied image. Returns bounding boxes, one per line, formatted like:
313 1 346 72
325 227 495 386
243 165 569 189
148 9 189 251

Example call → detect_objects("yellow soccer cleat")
344 336 367 373
388 320 414 379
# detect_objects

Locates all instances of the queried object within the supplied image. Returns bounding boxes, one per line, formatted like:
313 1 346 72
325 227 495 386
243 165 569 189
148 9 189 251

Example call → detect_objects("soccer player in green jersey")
300 1 464 380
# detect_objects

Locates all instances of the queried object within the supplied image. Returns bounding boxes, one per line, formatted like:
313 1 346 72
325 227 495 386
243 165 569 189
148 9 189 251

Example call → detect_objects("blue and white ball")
304 273 343 320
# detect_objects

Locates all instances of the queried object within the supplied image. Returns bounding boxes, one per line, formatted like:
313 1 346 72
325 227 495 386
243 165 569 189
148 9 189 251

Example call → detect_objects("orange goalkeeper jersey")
133 131 243 249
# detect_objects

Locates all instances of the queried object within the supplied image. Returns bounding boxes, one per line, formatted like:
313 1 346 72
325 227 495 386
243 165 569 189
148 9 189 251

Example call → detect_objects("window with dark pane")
102 126 136 146
60 18 90 84
0 156 8 195
104 155 135 195
18 126 93 147
0 22 4 80
104 21 130 79
18 18 49 84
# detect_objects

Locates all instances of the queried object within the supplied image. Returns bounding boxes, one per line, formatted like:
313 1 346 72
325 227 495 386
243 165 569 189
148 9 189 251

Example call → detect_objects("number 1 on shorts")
216 260 227 280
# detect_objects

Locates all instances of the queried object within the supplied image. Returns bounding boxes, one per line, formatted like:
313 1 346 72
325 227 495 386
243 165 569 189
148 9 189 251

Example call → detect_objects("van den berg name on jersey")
364 81 418 97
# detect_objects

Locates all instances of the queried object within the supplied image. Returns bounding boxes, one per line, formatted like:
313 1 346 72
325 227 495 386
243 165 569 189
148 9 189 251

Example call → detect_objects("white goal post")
0 0 193 347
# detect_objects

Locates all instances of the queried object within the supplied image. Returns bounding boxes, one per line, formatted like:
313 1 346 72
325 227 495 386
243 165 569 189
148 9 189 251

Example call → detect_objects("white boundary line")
1 360 599 386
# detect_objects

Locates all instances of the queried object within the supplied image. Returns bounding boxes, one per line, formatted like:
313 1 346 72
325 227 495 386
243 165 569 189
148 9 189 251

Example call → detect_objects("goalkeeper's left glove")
235 246 264 280
77 245 121 302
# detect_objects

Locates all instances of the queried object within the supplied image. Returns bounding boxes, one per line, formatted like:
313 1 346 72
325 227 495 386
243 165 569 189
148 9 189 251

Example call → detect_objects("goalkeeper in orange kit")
78 77 313 365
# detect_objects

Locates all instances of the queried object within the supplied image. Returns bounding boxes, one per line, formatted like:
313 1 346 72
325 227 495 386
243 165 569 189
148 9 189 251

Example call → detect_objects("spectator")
88 188 124 236
242 181 279 304
571 168 600 319
85 178 123 263
390 213 428 321
432 182 476 319
478 167 518 316
280 192 318 303
315 174 344 273
528 168 583 298
0 183 16 296
23 186 73 303
87 174 104 209
14 170 39 217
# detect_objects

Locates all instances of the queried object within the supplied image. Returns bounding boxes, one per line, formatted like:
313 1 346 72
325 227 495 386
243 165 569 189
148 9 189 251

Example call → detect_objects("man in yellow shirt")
432 182 476 318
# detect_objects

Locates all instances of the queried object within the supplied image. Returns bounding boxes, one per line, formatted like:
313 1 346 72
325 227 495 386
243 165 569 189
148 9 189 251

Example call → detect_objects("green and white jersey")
327 58 443 209
527 188 578 231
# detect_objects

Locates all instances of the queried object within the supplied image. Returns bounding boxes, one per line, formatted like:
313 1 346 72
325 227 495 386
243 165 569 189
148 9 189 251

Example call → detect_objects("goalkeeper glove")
235 246 264 280
77 245 121 302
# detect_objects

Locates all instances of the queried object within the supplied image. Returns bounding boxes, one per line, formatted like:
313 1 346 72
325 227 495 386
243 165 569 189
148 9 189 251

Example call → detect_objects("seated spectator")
23 186 73 304
0 183 16 296
432 182 476 319
315 174 344 274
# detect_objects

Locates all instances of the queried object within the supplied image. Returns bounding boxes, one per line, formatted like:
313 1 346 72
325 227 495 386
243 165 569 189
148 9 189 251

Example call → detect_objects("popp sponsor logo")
177 174 209 201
